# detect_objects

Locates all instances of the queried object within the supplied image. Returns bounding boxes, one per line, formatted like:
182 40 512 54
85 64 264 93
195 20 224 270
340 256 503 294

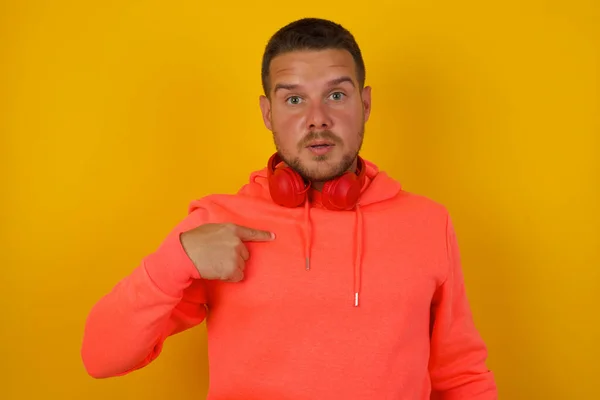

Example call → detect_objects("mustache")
299 130 342 147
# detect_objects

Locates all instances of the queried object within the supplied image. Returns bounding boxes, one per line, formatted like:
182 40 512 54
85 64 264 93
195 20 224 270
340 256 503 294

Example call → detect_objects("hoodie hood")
237 158 402 307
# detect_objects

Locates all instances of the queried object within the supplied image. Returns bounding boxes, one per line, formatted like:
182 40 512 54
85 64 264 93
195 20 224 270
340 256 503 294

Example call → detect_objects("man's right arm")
80 207 209 379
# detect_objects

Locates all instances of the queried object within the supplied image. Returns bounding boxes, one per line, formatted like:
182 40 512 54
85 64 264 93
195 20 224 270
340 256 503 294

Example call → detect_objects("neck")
311 181 325 192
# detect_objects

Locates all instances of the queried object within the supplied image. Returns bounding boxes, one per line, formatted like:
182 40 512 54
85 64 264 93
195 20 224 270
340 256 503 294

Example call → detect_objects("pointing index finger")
234 224 275 242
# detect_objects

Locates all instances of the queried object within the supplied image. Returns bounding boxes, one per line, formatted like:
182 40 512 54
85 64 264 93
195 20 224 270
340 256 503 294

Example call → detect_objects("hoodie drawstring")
302 198 363 307
354 204 363 307
304 198 312 271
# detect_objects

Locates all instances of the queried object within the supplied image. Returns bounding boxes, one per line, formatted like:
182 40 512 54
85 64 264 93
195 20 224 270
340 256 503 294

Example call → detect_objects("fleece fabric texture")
81 158 497 400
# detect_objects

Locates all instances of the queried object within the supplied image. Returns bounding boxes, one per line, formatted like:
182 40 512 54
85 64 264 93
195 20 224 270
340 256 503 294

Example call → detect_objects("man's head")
259 18 372 188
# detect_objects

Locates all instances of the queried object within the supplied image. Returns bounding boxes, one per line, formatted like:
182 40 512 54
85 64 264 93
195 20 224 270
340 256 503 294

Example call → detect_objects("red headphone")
266 153 366 211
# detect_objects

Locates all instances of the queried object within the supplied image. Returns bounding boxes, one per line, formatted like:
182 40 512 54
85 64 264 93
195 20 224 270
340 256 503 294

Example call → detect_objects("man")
81 17 498 399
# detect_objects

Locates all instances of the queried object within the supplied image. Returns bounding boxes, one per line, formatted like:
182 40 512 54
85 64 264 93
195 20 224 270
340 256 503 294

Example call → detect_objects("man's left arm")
428 214 498 400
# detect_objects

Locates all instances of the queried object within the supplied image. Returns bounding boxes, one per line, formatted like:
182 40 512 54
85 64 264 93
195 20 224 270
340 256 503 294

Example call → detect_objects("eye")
329 92 345 101
286 96 302 105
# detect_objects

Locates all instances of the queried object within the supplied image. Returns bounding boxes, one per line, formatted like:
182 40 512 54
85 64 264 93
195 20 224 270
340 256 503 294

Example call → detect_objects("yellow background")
1 1 598 399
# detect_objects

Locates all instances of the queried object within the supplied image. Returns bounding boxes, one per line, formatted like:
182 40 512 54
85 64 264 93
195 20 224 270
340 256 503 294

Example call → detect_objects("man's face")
259 48 372 184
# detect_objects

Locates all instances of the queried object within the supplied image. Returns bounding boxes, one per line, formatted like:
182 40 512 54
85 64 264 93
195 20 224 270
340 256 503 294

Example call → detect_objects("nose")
306 101 333 130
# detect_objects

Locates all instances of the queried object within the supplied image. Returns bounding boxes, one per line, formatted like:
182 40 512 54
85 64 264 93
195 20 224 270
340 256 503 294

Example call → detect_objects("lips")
306 140 335 155
306 140 334 149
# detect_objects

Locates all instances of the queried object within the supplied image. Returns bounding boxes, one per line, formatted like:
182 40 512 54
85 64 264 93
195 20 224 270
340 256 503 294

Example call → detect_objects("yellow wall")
1 1 598 399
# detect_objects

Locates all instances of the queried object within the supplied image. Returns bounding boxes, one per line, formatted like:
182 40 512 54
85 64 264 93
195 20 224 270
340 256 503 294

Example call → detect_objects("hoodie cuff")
143 229 201 298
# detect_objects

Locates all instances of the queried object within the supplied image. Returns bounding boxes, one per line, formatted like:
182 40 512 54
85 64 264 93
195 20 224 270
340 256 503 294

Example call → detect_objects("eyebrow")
273 76 355 94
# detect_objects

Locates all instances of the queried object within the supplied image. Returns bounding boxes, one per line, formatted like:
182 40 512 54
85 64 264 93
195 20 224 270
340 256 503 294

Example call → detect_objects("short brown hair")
261 18 366 96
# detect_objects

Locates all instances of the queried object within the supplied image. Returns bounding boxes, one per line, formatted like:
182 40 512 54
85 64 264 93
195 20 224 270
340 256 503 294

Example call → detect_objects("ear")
259 95 273 131
361 85 372 122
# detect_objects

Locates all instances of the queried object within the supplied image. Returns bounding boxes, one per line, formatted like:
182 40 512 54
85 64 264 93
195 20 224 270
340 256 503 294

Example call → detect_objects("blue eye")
286 96 302 105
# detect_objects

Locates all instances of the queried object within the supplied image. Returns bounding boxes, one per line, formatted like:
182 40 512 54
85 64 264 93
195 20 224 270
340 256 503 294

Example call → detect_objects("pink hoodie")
81 158 497 399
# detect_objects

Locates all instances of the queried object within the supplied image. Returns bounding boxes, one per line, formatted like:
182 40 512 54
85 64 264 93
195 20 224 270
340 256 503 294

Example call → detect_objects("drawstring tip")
354 292 359 307
305 257 310 271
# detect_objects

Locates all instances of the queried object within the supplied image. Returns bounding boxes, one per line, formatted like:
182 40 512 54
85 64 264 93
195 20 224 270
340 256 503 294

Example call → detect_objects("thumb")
234 224 275 242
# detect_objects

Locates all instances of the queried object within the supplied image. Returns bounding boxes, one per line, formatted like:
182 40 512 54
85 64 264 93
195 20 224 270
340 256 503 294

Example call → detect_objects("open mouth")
306 141 335 155
307 141 334 149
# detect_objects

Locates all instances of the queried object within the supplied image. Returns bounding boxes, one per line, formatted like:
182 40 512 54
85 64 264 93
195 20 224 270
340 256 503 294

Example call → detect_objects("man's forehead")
269 49 358 86
270 49 354 70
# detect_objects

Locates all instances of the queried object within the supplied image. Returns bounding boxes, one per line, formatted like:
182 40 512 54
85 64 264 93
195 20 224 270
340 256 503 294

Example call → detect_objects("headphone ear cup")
322 173 362 211
267 153 308 208
321 157 367 211
269 166 308 208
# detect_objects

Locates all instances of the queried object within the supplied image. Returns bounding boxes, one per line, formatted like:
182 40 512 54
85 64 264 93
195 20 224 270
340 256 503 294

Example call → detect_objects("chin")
301 154 355 182
277 146 357 182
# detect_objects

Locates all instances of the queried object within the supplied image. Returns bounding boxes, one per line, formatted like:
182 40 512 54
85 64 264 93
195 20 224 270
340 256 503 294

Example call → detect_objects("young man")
81 17 498 399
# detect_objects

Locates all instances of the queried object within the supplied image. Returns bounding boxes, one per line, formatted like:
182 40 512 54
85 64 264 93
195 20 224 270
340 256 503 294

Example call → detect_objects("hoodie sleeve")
81 206 209 379
428 215 498 400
